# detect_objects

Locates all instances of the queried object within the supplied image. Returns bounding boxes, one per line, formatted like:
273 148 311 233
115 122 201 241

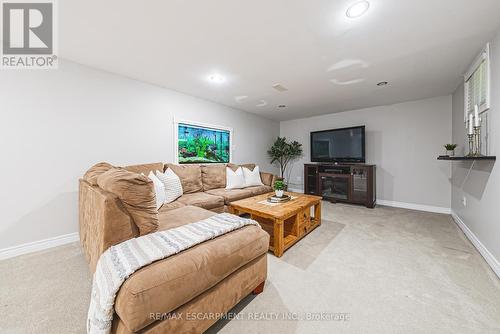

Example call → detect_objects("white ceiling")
59 0 500 121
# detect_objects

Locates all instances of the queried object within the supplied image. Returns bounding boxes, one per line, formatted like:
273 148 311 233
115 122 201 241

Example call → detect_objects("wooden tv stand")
304 163 376 208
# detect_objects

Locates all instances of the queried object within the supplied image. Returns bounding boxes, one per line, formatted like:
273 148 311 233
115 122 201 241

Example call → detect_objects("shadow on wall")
370 130 394 201
0 192 78 249
451 161 495 200
285 162 302 190
377 168 394 201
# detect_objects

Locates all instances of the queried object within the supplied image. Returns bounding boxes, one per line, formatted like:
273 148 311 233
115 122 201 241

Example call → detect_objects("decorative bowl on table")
267 194 291 203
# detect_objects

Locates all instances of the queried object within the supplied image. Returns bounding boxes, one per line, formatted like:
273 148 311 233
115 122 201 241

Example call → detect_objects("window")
464 44 490 122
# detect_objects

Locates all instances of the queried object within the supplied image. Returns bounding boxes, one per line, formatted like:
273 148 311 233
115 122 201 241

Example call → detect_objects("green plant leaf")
268 137 303 180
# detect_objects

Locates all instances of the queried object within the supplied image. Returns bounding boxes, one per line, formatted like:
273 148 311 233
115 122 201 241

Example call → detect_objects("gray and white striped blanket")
87 213 259 334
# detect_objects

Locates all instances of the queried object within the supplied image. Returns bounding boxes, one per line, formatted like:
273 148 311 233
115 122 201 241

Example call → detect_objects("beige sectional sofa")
79 161 276 333
165 162 274 213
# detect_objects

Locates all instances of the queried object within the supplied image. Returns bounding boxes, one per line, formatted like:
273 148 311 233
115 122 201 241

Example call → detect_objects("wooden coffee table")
230 192 322 257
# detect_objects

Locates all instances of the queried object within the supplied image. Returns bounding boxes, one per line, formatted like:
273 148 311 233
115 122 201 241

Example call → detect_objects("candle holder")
473 126 482 157
467 133 475 157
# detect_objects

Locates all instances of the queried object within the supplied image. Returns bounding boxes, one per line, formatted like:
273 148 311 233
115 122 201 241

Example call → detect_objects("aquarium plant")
178 124 230 163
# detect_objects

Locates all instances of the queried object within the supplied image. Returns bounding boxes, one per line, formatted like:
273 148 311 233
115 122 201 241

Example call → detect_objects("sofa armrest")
260 171 278 187
79 179 139 273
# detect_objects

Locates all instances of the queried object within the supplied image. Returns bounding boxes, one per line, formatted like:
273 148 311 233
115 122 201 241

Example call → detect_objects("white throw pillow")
225 167 246 189
156 169 183 204
147 171 166 210
243 165 263 187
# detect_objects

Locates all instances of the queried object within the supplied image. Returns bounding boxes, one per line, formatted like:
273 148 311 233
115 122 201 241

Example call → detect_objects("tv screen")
310 126 365 163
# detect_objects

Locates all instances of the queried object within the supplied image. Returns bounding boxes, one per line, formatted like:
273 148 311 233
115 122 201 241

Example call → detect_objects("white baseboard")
376 200 451 214
451 211 500 279
288 187 450 215
0 232 79 261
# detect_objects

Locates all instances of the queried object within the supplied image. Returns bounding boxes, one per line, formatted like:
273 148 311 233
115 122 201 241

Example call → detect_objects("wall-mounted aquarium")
176 122 231 164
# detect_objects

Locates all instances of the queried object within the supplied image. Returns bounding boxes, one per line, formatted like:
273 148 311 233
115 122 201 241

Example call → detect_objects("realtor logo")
1 0 57 69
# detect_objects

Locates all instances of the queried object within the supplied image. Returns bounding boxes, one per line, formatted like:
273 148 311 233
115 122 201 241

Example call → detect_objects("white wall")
451 31 500 263
0 60 279 250
280 96 452 209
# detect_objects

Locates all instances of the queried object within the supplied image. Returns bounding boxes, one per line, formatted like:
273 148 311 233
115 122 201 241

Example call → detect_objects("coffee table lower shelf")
230 192 322 257
267 222 320 255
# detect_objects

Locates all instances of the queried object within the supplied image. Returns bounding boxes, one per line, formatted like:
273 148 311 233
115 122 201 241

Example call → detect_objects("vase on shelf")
443 144 457 157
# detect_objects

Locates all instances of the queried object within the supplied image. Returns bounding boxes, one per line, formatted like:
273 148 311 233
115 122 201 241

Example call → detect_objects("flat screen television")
310 126 365 163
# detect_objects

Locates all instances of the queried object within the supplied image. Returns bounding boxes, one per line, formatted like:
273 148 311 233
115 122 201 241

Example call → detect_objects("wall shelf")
437 155 496 161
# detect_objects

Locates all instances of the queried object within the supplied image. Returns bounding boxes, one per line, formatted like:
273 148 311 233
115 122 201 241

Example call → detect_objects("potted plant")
274 180 285 198
444 144 457 156
267 137 303 186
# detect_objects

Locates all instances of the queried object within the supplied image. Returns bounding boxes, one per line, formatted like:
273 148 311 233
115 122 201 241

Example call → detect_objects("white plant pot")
275 190 284 197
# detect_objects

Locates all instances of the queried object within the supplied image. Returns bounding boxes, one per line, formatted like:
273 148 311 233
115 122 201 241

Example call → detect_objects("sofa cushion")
147 171 166 210
79 180 139 273
156 169 183 203
157 200 186 213
227 163 255 171
243 165 264 187
177 192 224 210
83 162 114 186
225 167 246 189
114 223 269 332
112 255 267 334
97 168 159 235
166 164 203 194
205 188 254 205
201 165 226 190
246 185 273 196
260 171 274 186
124 162 164 175
158 205 216 231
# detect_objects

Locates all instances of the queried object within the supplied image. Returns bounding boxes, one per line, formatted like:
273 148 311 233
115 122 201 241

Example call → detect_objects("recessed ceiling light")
377 81 389 86
208 73 225 83
346 1 370 18
234 95 248 103
278 105 287 108
272 84 289 92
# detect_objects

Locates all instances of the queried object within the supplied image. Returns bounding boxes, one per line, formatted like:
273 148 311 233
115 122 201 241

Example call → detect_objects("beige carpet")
1 203 499 333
